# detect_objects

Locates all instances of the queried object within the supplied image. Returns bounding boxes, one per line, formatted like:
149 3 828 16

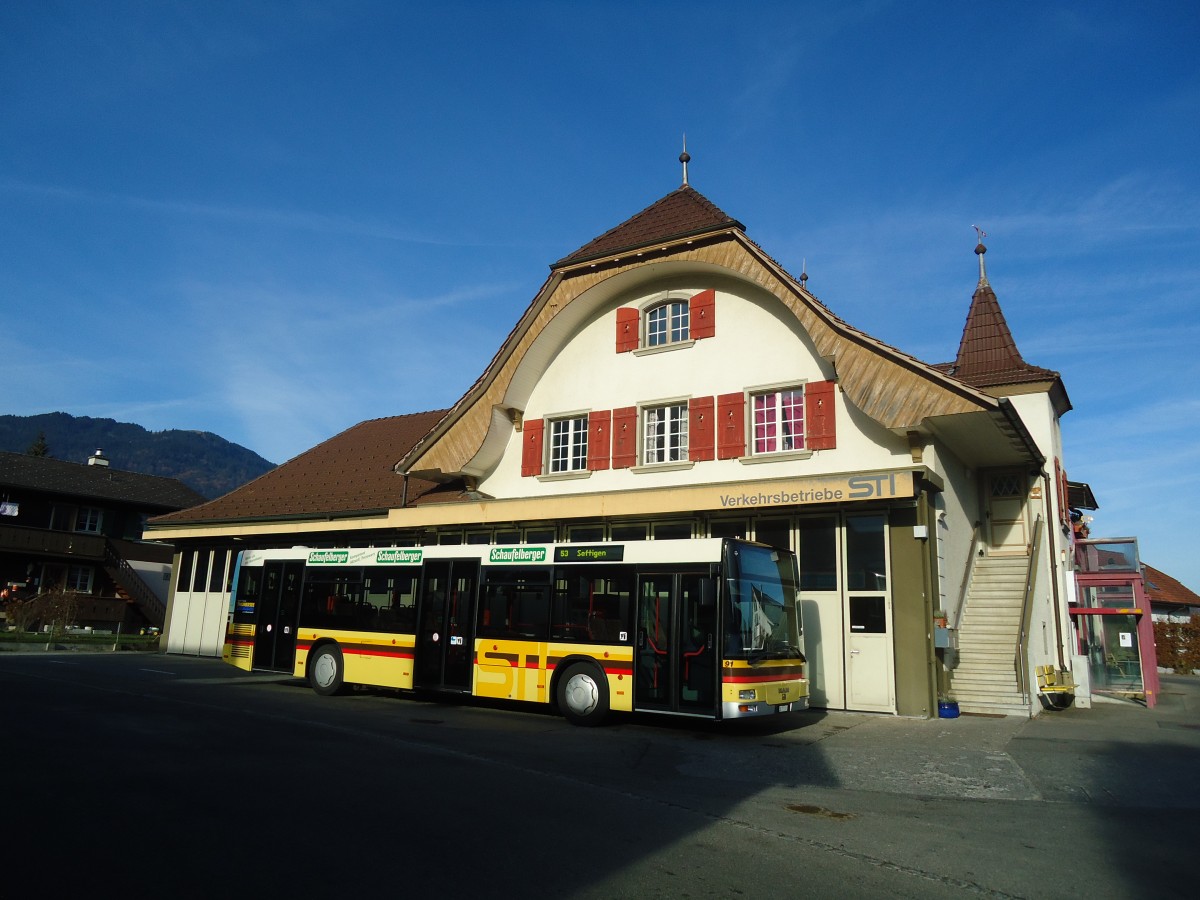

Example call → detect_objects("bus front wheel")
308 644 346 696
558 663 609 726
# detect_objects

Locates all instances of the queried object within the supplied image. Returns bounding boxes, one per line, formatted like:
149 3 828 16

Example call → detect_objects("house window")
752 389 805 454
643 403 688 464
549 416 589 473
76 507 103 533
66 565 94 594
646 300 689 347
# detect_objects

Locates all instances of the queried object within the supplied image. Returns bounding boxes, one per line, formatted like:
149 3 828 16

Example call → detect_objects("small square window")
66 565 94 594
76 507 103 533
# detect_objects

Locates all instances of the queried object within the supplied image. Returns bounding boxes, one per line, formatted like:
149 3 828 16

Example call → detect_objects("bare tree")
2 588 80 639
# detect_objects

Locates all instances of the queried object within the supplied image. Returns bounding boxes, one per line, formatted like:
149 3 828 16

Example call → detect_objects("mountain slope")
0 412 276 501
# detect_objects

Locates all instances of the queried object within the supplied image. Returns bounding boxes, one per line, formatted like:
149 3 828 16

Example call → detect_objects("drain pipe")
401 473 409 509
1041 469 1066 669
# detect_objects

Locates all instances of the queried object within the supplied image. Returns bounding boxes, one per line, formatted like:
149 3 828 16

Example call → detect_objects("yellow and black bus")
224 538 806 725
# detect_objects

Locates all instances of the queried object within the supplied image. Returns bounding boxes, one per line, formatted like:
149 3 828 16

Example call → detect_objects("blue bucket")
938 700 960 718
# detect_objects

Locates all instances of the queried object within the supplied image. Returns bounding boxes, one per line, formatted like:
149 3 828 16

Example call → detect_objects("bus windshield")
723 542 804 660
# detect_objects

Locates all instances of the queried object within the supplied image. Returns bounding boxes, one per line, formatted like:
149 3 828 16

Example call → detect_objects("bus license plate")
777 703 792 713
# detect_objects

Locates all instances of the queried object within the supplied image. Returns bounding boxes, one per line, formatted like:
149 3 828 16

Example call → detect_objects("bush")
1154 616 1200 674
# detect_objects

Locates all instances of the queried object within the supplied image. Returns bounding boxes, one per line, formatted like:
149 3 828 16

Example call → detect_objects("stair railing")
1014 514 1044 706
102 540 167 627
951 521 983 631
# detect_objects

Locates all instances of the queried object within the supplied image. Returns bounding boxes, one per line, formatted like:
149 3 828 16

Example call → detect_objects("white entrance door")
846 595 894 711
843 514 895 712
987 471 1029 555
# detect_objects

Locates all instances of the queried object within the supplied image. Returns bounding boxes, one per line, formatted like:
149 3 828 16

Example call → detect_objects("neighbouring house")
0 449 206 632
1144 564 1200 622
148 171 1090 718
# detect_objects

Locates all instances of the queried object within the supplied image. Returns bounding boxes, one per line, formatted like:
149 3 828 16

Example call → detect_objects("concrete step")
950 681 1024 700
950 672 1017 686
956 699 1032 717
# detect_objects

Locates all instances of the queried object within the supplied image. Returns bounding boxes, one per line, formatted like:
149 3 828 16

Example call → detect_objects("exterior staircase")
102 540 168 628
951 554 1033 716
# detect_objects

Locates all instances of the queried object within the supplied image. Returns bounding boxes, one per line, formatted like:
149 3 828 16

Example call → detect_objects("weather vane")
972 224 987 243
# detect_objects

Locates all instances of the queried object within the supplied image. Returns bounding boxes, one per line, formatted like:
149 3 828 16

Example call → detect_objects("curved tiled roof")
149 411 447 526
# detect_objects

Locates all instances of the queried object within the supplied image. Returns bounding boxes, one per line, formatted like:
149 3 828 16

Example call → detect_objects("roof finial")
972 224 989 286
800 258 809 291
679 135 691 186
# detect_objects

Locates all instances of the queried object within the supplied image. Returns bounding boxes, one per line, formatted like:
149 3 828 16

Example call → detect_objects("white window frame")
737 382 814 465
549 414 589 474
634 293 695 356
751 386 806 455
642 402 689 465
645 299 689 347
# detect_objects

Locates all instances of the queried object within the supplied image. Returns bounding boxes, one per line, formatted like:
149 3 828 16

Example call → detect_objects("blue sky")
2 1 1197 589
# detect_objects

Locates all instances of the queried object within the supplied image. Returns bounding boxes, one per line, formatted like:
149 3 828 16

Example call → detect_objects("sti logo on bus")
375 548 423 565
308 550 349 565
489 546 548 564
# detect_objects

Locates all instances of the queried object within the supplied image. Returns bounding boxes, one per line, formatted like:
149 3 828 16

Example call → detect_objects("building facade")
149 180 1082 717
1 449 205 632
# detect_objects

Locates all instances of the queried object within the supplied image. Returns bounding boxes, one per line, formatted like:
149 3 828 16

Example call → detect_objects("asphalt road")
2 652 1196 898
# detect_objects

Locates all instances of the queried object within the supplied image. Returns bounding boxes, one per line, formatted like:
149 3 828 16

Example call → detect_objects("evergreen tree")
26 431 50 457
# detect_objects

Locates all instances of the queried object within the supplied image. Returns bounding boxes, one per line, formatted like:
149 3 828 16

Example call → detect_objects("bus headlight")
739 689 757 700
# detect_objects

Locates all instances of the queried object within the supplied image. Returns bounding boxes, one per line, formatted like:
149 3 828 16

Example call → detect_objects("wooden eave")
400 232 1005 481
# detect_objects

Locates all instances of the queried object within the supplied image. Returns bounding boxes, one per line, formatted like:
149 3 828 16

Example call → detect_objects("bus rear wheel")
308 644 346 696
558 662 609 726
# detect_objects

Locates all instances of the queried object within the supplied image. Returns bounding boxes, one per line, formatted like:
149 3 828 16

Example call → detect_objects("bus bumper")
722 697 808 719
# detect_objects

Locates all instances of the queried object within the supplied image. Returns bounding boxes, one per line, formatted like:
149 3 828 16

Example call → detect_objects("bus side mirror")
699 579 716 608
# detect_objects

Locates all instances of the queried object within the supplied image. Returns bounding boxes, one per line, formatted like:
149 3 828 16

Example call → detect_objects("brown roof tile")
1143 564 1200 608
148 411 447 526
553 185 744 268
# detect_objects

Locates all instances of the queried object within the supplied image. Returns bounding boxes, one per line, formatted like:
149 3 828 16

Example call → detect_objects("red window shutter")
611 406 637 469
805 381 837 450
615 307 640 353
587 410 611 471
1062 468 1071 526
690 289 715 340
689 396 715 462
521 419 545 477
717 392 745 459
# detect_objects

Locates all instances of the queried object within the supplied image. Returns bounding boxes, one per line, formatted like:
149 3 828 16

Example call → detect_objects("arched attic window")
646 299 689 347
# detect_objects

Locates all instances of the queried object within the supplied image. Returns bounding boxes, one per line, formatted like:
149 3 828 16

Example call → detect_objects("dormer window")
646 300 689 347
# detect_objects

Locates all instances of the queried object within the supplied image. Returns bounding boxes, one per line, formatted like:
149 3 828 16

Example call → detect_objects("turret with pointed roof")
936 240 1071 416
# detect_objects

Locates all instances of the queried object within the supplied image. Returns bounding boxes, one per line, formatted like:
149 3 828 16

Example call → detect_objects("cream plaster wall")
478 278 913 500
921 438 984 623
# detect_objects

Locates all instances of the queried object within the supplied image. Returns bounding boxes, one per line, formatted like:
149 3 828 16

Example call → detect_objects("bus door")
414 559 479 691
252 561 303 672
635 573 717 714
